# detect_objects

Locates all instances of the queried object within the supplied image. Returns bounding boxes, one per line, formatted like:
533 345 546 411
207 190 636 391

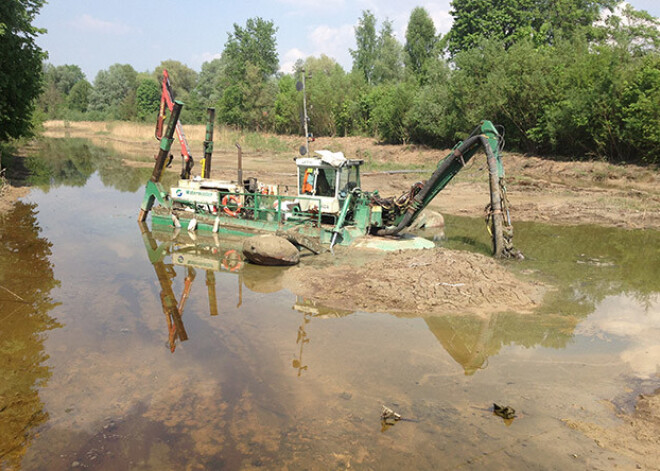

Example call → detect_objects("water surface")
1 140 658 470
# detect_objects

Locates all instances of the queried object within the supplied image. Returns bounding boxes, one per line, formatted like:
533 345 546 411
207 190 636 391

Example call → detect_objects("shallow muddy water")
1 141 659 470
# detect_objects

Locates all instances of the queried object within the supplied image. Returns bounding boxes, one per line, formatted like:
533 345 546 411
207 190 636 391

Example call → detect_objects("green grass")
362 161 431 172
243 132 290 153
213 127 291 154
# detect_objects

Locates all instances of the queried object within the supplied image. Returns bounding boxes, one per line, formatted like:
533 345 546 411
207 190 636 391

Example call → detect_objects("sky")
35 0 660 82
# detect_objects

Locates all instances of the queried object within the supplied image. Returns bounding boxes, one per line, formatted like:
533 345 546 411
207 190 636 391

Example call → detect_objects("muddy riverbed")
0 128 659 469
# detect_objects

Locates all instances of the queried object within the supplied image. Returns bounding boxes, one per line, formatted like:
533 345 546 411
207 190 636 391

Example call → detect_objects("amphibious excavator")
138 100 517 258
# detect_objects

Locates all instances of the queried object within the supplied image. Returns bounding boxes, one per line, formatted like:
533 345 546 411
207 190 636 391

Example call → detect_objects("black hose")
376 135 482 236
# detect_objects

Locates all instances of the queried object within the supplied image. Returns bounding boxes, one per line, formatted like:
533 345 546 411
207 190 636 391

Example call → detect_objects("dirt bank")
38 120 660 230
563 389 660 470
0 183 28 213
282 246 545 317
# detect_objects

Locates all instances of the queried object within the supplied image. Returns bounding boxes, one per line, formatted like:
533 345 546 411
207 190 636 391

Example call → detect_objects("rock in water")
242 235 300 266
404 209 445 241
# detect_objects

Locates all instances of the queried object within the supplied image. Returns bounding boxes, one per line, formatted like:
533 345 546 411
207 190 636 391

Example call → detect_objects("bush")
369 82 417 143
621 55 660 164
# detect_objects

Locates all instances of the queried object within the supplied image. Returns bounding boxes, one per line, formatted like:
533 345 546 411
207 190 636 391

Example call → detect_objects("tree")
218 17 279 128
0 0 46 141
532 0 618 45
621 54 660 163
273 74 300 134
67 79 92 113
408 60 452 146
153 60 198 98
447 0 617 55
405 7 438 80
594 3 660 55
135 78 160 121
38 64 87 118
350 10 377 84
195 57 227 105
304 55 350 136
43 63 85 95
88 64 138 119
223 17 279 82
373 20 404 85
370 82 416 143
38 81 65 119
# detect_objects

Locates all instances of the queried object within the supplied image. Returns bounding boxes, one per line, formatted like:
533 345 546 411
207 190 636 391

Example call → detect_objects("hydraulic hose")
375 134 483 236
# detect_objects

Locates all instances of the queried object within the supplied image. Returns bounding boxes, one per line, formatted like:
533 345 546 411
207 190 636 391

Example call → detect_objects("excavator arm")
375 120 515 258
155 69 194 179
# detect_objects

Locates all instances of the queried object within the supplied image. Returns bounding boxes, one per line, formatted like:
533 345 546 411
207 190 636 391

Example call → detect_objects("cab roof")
296 152 363 169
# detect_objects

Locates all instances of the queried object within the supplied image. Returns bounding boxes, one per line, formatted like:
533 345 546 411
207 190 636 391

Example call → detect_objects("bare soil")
564 389 660 470
0 183 28 213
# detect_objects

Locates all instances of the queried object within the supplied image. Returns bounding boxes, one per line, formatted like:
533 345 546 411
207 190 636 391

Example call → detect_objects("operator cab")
295 150 363 215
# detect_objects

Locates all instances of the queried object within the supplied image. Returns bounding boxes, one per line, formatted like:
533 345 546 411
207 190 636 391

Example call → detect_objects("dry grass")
42 120 295 158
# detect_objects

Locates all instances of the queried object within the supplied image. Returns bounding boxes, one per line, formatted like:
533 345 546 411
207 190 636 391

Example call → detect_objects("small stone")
71 461 81 468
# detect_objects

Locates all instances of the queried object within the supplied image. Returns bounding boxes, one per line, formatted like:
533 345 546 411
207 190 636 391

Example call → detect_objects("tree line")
3 1 660 164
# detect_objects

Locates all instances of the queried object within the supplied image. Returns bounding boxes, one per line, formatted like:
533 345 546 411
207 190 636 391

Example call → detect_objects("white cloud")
576 294 660 379
374 3 454 45
189 51 223 70
279 48 306 74
309 23 355 68
278 24 355 74
426 5 454 35
72 14 131 35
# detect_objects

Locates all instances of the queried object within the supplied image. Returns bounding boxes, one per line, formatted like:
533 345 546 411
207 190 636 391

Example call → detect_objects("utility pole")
301 68 310 156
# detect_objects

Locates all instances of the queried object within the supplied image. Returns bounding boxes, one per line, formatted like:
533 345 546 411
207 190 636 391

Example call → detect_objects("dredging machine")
138 100 516 258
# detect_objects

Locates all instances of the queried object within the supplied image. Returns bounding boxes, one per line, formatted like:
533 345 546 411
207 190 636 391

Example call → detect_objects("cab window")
315 168 336 197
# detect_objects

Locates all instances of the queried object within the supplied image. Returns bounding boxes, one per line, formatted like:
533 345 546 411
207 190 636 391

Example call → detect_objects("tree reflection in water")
0 202 61 468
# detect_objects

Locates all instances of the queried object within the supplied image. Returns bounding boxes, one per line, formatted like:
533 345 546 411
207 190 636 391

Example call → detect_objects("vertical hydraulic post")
201 107 215 179
138 101 183 222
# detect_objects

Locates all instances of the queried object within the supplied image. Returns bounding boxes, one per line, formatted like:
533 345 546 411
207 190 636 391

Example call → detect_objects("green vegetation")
0 0 46 142
405 7 438 81
446 0 617 55
17 4 660 165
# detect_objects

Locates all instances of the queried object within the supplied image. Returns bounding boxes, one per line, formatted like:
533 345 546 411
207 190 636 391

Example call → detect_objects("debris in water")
493 403 516 420
381 405 402 423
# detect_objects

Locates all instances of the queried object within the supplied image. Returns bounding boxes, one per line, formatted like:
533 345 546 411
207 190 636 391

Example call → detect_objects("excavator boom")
155 69 194 179
374 120 515 258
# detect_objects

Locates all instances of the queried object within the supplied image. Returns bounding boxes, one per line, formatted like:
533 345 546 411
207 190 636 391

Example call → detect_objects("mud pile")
283 247 544 316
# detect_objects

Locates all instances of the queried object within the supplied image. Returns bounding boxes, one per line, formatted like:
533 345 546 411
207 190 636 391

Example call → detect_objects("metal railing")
179 191 325 238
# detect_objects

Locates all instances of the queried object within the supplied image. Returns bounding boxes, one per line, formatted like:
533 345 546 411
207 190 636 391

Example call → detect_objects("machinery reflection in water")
138 223 577 372
139 222 246 352
290 298 353 377
290 298 578 377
